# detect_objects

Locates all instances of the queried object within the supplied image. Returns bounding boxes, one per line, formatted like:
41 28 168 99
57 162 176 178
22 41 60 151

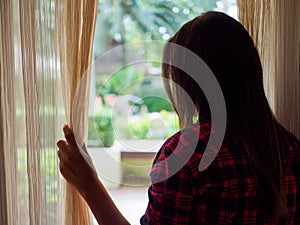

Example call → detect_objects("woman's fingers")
57 140 68 150
57 149 63 159
57 125 80 155
63 125 77 147
56 125 100 196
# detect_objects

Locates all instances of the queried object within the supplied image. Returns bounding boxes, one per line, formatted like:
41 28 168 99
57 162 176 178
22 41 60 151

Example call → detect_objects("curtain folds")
55 1 98 225
237 0 300 138
0 1 18 224
0 0 98 224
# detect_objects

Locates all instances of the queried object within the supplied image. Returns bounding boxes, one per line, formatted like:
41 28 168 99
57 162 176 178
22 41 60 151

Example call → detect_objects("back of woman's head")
162 11 286 222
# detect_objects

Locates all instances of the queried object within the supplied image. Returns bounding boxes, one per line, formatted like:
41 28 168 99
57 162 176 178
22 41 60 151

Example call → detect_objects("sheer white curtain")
0 1 18 224
55 0 98 224
1 0 60 224
237 0 300 138
0 0 98 224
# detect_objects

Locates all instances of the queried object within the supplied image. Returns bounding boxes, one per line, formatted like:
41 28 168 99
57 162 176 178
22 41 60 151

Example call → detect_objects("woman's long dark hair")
162 12 286 222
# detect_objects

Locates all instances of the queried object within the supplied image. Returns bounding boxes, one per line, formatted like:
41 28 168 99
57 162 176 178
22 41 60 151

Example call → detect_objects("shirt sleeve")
140 134 196 225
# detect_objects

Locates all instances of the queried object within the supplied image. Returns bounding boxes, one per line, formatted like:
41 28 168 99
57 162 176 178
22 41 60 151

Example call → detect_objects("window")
88 1 237 223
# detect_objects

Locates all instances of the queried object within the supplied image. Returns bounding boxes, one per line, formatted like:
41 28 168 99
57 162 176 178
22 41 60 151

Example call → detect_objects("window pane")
89 1 236 223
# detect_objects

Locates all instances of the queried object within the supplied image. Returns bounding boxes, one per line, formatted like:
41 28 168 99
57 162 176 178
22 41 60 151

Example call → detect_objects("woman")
57 12 300 224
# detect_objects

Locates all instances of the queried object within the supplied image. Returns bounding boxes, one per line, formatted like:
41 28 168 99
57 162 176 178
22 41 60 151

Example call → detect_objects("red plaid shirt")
141 119 300 224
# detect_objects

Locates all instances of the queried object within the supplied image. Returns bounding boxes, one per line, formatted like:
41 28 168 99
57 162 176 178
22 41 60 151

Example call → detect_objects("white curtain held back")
0 0 98 225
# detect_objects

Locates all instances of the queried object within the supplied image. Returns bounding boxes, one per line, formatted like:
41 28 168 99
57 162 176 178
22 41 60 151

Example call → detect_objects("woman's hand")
57 124 99 197
57 124 130 225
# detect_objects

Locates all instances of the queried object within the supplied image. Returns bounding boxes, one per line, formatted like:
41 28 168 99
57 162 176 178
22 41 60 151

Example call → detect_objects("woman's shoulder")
149 119 210 187
153 118 212 162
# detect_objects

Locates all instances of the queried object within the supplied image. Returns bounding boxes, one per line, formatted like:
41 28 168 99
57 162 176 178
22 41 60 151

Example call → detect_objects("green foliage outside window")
88 106 115 147
98 66 143 97
89 0 237 142
128 110 179 140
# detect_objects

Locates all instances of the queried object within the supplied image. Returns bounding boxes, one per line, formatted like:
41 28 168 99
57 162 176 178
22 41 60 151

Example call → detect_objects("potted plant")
87 106 121 189
88 106 115 147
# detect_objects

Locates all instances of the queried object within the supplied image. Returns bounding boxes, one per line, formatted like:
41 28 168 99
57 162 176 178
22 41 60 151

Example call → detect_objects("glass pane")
89 1 237 223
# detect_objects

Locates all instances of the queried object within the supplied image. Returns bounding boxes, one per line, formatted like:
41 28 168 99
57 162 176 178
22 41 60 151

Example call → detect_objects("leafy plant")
98 66 143 97
142 96 173 112
88 106 115 147
128 116 151 139
127 110 179 140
